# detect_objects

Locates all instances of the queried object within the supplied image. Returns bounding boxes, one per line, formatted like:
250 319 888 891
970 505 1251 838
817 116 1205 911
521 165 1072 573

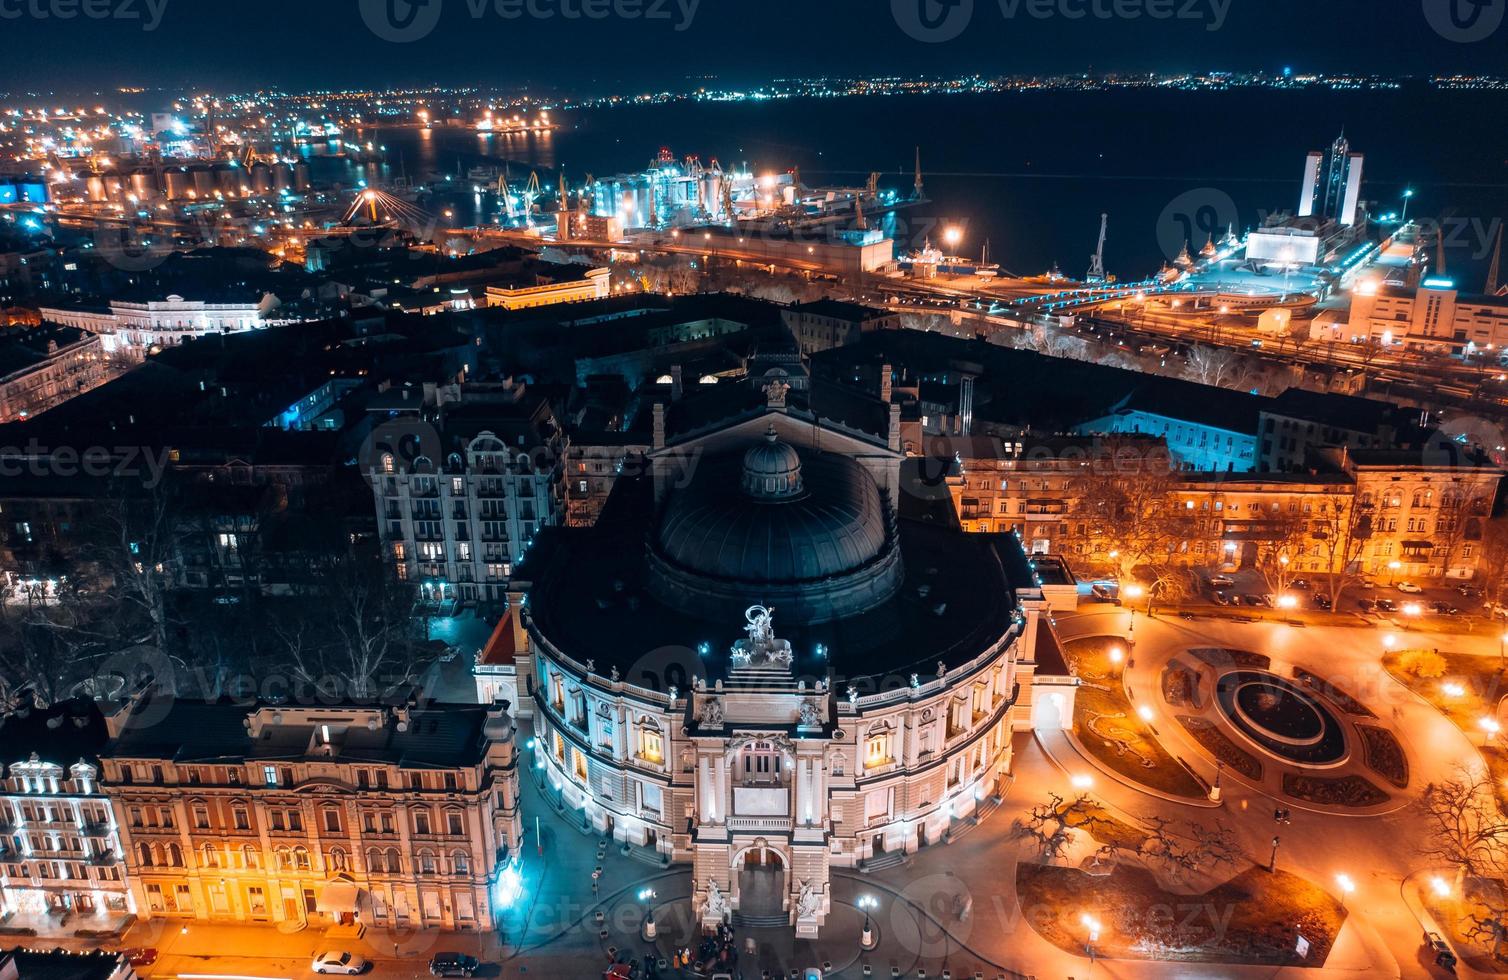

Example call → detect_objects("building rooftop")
0 698 110 772
516 466 1023 687
102 697 502 769
0 949 130 980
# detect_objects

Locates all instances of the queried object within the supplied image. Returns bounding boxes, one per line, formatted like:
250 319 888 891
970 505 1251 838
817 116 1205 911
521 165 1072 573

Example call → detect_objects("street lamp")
1081 913 1102 961
1388 559 1402 585
857 894 879 949
1499 631 1507 668
638 887 658 941
1430 876 1452 898
944 226 962 257
1335 873 1356 910
1481 717 1501 746
1269 835 1280 872
1401 188 1414 224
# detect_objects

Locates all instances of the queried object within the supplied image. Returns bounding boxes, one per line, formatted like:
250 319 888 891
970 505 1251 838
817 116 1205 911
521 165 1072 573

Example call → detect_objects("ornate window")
638 719 664 765
864 726 894 768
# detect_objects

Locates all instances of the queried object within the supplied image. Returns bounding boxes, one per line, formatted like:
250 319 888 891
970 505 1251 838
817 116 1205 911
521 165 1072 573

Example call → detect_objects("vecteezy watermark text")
893 0 1231 43
0 0 169 31
360 0 699 43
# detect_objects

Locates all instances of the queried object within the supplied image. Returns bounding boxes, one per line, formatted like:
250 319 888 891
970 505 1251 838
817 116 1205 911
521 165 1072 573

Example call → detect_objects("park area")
1383 647 1508 809
1063 636 1206 798
1017 863 1346 965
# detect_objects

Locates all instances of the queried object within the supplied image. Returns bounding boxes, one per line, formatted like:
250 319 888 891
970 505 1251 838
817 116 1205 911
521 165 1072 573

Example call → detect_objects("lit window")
865 731 893 767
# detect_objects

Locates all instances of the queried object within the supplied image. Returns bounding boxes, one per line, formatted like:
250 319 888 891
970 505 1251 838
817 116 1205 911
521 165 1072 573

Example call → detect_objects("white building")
501 395 1076 937
0 700 131 933
39 294 282 360
370 386 566 604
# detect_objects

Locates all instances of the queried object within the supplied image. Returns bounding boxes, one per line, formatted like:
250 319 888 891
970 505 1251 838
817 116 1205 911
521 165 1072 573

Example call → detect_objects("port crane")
1086 213 1108 284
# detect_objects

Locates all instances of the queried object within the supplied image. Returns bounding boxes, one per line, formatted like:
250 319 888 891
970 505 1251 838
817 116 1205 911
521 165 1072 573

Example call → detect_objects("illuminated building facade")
101 699 521 932
0 700 130 929
370 385 566 603
1348 279 1508 354
39 295 280 361
483 266 610 310
0 325 108 424
505 395 1076 937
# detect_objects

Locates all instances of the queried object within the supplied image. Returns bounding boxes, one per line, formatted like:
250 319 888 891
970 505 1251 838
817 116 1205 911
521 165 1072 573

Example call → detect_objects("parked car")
121 949 157 968
1290 578 1311 591
1425 929 1457 970
1376 598 1398 612
1228 593 1244 606
1209 574 1235 588
1212 591 1230 605
1312 593 1332 610
1396 581 1424 594
1243 594 1271 608
1357 598 1375 612
1432 601 1461 615
313 951 368 975
430 953 481 977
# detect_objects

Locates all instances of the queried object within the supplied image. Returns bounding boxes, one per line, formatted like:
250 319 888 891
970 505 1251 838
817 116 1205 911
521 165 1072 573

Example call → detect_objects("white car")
313 950 368 975
1396 582 1424 594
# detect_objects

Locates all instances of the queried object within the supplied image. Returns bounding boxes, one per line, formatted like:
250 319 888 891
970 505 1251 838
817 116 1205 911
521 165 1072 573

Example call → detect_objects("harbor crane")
1086 213 1108 283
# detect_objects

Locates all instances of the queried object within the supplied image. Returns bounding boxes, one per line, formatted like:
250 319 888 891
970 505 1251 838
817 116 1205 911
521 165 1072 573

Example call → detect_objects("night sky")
0 0 1502 94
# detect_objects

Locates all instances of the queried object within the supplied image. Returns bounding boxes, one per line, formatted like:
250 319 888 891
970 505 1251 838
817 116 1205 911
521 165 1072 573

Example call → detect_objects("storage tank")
293 161 311 193
163 167 193 200
191 166 215 199
215 165 239 196
100 172 125 203
85 173 107 202
272 162 292 193
130 169 159 201
250 162 271 195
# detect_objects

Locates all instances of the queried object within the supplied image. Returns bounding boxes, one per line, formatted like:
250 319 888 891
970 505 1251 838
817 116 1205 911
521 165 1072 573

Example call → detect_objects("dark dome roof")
646 434 903 625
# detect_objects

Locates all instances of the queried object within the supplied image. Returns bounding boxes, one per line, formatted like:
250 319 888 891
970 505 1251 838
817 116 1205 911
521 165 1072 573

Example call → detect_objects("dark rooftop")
516 471 1022 687
103 697 499 769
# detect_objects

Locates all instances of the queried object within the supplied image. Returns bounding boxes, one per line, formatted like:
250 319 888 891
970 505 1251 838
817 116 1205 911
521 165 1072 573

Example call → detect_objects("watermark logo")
360 0 701 42
0 0 169 31
360 0 444 42
1156 187 1239 264
895 0 1230 40
1423 0 1505 41
360 415 442 488
892 0 975 42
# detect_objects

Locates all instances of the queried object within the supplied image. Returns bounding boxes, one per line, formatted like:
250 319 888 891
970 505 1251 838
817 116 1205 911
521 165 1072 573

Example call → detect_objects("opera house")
495 383 1077 936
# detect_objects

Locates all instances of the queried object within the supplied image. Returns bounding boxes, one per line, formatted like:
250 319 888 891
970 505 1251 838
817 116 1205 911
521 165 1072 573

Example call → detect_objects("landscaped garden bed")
1281 772 1390 807
1355 724 1409 789
1176 715 1263 780
1293 667 1377 718
1063 637 1207 798
1187 648 1271 671
1016 863 1345 965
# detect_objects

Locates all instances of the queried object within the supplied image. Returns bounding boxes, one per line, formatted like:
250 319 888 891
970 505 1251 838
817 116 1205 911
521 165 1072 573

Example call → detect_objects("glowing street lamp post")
639 887 658 941
1081 913 1102 962
858 894 879 950
1335 873 1356 910
1401 188 1414 225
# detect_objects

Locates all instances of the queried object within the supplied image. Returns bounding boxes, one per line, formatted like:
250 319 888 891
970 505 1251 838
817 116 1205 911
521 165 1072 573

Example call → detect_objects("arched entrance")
734 844 787 921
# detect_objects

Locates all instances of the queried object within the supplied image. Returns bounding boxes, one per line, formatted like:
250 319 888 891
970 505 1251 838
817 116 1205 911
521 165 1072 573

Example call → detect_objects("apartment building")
102 698 521 932
370 385 566 603
0 700 129 931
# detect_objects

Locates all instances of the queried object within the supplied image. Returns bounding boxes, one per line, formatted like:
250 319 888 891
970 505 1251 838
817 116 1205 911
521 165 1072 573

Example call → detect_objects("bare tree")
1478 516 1508 607
1313 496 1373 613
273 557 431 702
1073 445 1187 589
1184 344 1245 389
1013 792 1099 861
1251 506 1312 596
1418 768 1508 890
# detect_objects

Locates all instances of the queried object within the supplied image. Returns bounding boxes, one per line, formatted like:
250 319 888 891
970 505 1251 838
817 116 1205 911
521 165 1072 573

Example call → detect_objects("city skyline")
0 0 1504 93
